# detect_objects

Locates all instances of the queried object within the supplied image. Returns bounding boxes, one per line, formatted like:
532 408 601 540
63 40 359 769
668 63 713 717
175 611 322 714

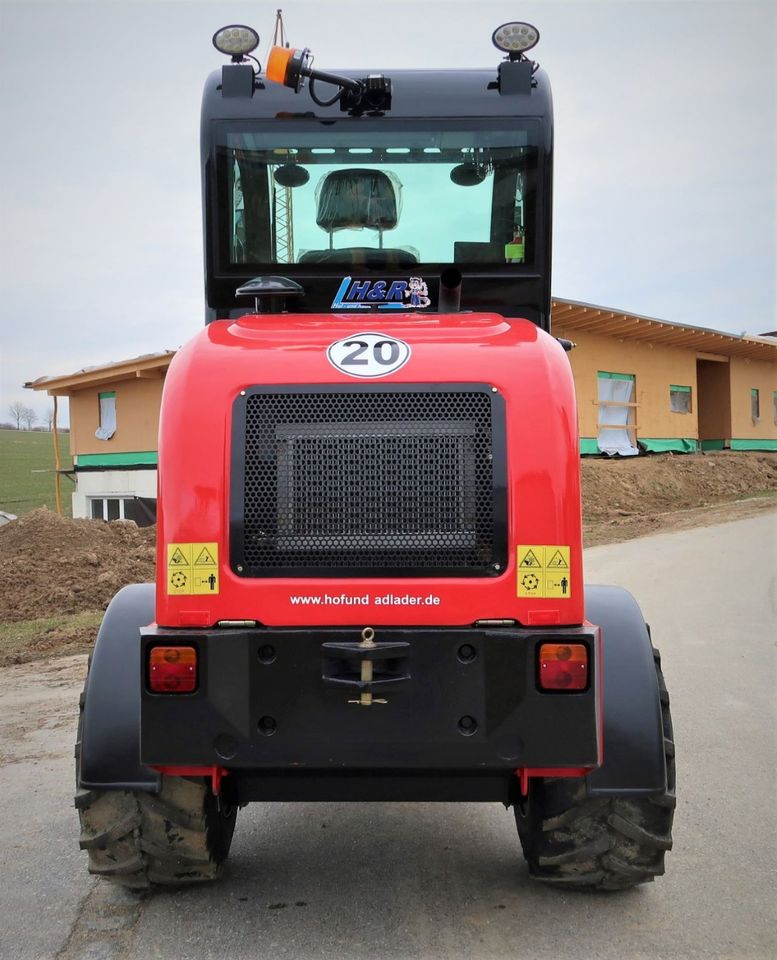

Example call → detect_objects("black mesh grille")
232 386 505 576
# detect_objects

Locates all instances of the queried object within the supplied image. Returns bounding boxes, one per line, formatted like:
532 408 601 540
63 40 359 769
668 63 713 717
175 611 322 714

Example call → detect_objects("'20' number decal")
328 332 411 378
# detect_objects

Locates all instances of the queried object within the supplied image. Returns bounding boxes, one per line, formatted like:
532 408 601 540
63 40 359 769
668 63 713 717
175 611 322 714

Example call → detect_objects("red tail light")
538 643 588 691
149 646 197 693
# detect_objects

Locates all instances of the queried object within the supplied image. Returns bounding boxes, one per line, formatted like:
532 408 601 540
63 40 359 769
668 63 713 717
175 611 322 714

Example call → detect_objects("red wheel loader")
75 21 674 891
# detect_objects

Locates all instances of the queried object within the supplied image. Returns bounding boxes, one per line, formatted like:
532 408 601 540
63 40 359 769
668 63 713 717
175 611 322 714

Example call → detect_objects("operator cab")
203 23 552 327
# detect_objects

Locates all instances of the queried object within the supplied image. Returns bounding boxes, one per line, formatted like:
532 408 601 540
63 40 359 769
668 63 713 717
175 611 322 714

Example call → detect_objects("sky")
1 0 775 425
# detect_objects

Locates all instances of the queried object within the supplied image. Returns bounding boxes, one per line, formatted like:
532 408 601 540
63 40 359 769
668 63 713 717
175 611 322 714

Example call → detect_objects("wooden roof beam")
25 355 174 393
561 313 624 333
550 301 578 315
696 351 729 362
646 330 719 346
589 321 643 338
559 307 597 325
737 347 775 360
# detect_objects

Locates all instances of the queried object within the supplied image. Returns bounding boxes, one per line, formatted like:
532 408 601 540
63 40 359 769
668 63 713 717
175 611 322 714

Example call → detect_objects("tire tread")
75 681 236 889
515 648 675 891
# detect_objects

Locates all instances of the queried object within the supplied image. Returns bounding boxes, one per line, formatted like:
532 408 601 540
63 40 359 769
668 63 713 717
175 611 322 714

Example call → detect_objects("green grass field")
0 428 73 517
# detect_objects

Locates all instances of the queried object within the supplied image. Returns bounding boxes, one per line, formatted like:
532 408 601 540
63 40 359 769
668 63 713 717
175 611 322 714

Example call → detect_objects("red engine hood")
155 312 583 628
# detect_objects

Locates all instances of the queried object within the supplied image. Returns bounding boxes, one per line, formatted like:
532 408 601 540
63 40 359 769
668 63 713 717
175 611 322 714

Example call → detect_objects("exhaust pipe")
438 268 462 313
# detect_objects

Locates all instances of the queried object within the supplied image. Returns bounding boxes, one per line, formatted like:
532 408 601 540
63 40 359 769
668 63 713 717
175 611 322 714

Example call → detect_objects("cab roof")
201 66 553 126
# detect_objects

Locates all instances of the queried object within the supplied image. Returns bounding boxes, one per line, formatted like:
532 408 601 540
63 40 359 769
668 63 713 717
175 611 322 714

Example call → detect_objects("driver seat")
299 168 417 266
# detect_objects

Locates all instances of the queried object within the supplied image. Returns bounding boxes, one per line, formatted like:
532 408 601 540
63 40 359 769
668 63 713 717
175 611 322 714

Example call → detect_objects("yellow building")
26 301 777 521
553 299 776 454
25 352 173 523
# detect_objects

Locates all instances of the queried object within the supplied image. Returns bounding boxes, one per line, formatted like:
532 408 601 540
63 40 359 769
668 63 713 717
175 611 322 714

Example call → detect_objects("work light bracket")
221 63 256 98
497 60 533 96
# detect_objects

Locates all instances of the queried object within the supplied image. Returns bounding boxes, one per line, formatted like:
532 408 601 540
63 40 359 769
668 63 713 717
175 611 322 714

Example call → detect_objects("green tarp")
76 451 158 467
701 439 777 452
639 438 698 454
580 437 699 455
729 439 777 452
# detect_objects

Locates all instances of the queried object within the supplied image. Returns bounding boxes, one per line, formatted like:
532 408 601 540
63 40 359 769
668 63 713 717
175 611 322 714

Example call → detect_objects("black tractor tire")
515 647 675 891
74 682 237 889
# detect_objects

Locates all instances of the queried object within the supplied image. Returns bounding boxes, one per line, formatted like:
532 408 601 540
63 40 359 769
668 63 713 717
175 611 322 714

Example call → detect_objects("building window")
91 497 120 521
751 388 760 423
95 391 117 441
669 384 692 414
597 371 638 456
89 496 157 527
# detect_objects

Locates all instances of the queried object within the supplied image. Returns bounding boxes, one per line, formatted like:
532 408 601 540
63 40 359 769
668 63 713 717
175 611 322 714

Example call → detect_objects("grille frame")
229 384 507 578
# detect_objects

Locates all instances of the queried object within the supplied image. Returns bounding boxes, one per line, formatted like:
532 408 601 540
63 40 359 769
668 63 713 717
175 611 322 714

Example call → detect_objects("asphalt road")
1 513 775 960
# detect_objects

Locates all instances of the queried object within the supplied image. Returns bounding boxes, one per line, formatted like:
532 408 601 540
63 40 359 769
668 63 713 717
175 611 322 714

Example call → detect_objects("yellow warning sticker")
517 570 543 597
546 548 569 569
517 548 543 569
517 545 571 598
168 545 190 567
166 542 219 596
544 570 571 598
193 545 217 567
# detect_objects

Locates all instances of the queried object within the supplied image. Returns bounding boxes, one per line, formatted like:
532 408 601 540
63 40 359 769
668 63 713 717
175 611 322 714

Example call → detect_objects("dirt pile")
581 451 777 520
1 509 155 623
1 452 776 652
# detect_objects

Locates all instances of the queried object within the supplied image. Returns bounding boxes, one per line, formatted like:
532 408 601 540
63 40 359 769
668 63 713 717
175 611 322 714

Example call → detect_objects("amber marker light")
266 45 295 84
266 45 314 92
538 643 588 691
149 646 197 694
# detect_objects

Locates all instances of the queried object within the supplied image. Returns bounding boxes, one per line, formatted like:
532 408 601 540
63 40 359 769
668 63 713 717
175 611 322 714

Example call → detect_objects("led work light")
212 24 260 59
492 21 540 56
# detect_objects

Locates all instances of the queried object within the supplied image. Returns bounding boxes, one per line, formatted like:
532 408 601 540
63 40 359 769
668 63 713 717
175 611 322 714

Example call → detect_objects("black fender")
78 584 160 793
584 584 667 797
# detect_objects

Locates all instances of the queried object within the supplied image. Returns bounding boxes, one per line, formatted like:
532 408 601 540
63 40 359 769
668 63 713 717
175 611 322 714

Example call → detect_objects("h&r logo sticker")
331 276 431 310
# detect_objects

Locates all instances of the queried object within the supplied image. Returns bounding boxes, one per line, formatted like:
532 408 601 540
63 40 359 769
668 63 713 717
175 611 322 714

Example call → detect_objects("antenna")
273 9 289 48
271 9 294 263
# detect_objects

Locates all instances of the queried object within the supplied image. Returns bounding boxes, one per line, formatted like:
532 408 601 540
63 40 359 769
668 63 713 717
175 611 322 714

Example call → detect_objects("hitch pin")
348 626 387 706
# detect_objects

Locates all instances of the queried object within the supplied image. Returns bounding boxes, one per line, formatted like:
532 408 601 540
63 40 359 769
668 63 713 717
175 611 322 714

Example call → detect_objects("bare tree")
46 405 55 431
8 400 25 429
20 406 37 430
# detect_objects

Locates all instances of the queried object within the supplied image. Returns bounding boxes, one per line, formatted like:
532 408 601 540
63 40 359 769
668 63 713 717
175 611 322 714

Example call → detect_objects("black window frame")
208 117 545 280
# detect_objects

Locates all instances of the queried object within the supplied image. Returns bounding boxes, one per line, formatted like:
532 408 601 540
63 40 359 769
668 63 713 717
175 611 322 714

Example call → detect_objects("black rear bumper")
140 625 600 802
